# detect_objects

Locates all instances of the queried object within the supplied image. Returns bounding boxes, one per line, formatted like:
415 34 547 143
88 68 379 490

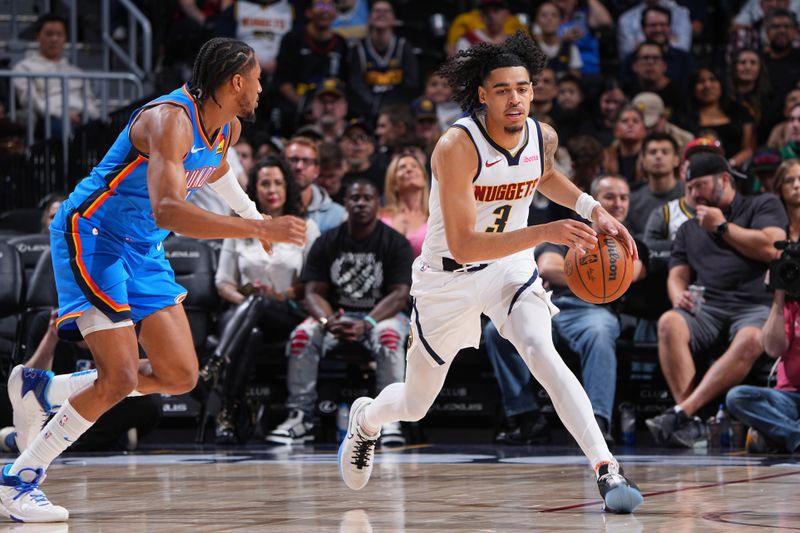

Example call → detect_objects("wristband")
364 316 378 329
575 192 601 221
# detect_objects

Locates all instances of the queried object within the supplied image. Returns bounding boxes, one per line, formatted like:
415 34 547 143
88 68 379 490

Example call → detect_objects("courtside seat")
163 236 219 351
7 234 51 289
0 209 43 235
0 243 25 363
14 249 57 359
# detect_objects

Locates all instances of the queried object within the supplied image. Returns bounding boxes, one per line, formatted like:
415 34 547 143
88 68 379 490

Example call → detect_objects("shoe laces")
350 431 377 469
12 481 48 504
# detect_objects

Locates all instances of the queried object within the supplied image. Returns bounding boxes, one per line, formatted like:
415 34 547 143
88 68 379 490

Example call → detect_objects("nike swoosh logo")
190 146 204 154
485 158 502 168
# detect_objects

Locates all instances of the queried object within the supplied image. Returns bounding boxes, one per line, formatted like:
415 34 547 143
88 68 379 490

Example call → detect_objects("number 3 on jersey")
486 204 512 233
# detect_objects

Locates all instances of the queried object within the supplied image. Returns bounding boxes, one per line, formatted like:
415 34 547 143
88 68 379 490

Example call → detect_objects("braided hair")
437 32 546 114
189 38 256 106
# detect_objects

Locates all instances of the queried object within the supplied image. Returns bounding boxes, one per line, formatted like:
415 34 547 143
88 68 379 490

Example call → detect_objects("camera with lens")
769 240 800 296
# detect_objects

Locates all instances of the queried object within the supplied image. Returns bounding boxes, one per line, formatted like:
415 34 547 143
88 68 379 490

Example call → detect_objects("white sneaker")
0 465 69 522
8 366 55 452
338 397 380 491
0 427 18 453
379 422 405 448
265 410 314 445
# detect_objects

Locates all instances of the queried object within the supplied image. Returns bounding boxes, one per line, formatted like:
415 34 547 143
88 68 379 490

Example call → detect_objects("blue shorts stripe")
412 298 445 366
507 269 539 315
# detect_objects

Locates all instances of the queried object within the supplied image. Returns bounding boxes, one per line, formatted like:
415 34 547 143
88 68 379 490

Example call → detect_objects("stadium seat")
0 243 25 366
0 209 43 235
14 249 57 359
7 233 51 289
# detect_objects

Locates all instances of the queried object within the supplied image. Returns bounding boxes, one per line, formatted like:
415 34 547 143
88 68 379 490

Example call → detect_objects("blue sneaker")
338 397 379 491
0 465 68 522
8 366 54 452
597 461 644 514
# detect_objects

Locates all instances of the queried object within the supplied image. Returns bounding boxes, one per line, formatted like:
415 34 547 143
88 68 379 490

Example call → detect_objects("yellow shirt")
446 10 529 51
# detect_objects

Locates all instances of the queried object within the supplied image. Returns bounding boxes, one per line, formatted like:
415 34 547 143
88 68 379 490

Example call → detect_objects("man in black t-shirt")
266 179 412 447
647 153 788 448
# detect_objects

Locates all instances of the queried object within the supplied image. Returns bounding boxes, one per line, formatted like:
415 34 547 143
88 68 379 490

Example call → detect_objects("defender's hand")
543 219 598 256
257 215 306 247
591 206 639 261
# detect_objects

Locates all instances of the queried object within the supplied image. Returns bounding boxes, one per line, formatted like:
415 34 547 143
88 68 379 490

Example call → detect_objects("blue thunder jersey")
58 84 231 245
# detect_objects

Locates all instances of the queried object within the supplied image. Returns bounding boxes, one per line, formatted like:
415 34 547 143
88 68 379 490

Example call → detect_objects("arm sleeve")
214 238 240 286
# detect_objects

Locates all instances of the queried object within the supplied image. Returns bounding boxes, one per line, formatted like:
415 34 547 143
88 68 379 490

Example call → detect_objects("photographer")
726 159 800 454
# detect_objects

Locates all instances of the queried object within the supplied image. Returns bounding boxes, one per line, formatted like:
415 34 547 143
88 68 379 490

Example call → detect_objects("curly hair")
247 156 305 217
436 32 547 114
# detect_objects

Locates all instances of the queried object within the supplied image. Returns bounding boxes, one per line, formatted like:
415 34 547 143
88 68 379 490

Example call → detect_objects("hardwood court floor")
2 446 799 532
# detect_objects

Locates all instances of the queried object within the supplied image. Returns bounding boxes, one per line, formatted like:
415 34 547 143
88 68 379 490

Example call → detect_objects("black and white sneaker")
265 409 314 445
338 397 379 490
669 416 709 448
645 407 689 446
380 422 405 448
597 461 644 514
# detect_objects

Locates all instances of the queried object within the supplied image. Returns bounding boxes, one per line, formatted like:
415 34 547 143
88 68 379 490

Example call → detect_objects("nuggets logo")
474 178 539 202
215 139 225 155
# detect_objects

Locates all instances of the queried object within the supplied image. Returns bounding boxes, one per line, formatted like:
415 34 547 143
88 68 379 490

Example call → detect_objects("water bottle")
336 402 350 443
707 416 720 449
619 403 636 446
716 404 731 448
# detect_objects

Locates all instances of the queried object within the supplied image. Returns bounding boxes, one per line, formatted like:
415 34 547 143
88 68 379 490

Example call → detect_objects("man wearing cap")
632 92 693 152
340 118 385 197
647 152 788 447
348 1 419 119
411 97 442 158
308 78 349 143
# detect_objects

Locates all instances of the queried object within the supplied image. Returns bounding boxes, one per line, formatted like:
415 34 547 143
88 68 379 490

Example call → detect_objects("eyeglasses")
345 134 371 143
636 55 663 63
286 156 317 166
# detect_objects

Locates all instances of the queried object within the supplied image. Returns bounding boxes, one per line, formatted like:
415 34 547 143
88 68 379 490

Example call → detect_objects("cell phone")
238 282 257 296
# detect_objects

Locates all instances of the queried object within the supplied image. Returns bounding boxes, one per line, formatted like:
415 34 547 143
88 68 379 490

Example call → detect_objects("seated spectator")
235 0 293 76
484 174 647 445
687 67 756 168
767 88 800 149
206 157 320 444
746 147 784 192
728 48 772 130
453 0 516 54
348 1 419 120
647 153 788 448
781 102 800 159
617 0 692 60
604 105 647 187
578 79 627 146
316 141 347 204
762 9 800 125
531 1 582 78
273 0 349 134
284 136 347 233
620 5 694 94
233 137 255 177
624 41 685 120
531 67 558 124
339 118 384 196
556 0 612 76
373 104 415 177
632 92 694 152
379 154 429 257
39 192 66 234
306 78 349 143
266 179 412 447
731 0 800 53
331 0 370 40
411 97 443 158
422 71 463 130
627 132 684 238
12 13 100 140
727 158 800 454
552 74 586 144
4 310 160 452
445 0 528 56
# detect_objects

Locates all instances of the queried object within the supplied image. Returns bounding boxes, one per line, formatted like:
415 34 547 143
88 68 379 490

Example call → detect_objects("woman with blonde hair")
380 153 429 257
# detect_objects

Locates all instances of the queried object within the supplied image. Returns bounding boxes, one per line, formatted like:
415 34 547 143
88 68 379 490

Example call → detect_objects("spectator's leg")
680 326 762 416
367 314 409 393
483 321 540 418
727 385 800 453
285 318 329 417
553 299 619 425
658 310 697 404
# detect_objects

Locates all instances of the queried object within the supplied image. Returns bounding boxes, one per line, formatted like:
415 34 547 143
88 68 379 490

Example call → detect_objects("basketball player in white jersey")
338 33 644 513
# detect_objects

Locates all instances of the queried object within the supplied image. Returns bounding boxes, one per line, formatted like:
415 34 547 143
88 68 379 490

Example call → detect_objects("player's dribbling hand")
259 215 307 247
592 207 639 261
545 219 598 256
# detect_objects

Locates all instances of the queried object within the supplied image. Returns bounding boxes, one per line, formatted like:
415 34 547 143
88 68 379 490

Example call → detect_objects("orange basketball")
564 233 634 304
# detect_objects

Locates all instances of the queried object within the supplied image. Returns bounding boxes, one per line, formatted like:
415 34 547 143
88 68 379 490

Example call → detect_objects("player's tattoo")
541 123 559 174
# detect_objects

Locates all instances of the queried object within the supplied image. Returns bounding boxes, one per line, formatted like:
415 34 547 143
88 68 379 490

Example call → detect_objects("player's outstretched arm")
434 127 597 263
137 106 306 246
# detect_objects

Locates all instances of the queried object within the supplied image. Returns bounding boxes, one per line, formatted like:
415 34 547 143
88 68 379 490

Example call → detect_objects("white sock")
46 369 144 409
10 400 93 482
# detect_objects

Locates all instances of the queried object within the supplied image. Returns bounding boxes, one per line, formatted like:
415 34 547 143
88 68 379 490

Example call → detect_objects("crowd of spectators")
2 0 800 453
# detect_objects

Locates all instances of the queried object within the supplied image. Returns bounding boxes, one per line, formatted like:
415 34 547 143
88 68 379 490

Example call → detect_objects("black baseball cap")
343 117 373 136
685 152 747 181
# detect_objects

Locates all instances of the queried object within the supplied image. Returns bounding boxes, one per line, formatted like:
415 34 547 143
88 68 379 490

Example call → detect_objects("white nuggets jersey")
662 197 694 240
422 112 545 263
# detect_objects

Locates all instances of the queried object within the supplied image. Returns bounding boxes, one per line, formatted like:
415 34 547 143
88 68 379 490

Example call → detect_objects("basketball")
564 233 634 304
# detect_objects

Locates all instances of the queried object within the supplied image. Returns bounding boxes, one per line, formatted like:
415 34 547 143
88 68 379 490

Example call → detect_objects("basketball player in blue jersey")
338 33 645 513
0 38 307 523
